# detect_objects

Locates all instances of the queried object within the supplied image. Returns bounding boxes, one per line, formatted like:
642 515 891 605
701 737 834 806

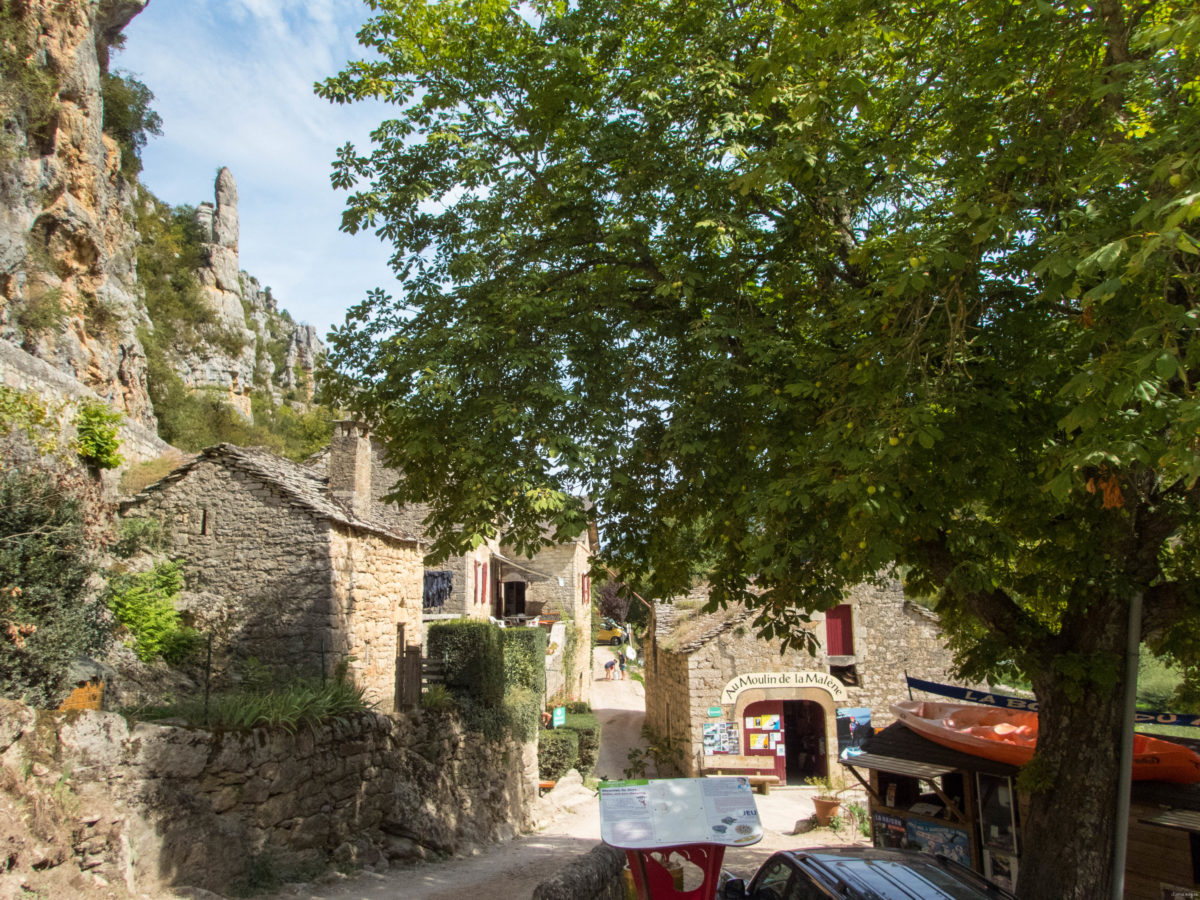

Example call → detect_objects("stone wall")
645 579 959 775
329 526 423 708
532 842 626 900
0 699 536 896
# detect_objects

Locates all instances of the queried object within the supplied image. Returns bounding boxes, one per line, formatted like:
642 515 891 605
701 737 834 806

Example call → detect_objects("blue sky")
117 0 394 336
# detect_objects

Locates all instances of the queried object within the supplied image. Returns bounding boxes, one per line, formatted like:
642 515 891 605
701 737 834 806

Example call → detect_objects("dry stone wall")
0 698 536 896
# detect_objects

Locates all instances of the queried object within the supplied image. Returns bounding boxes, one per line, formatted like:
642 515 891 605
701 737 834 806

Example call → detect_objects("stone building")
308 435 598 705
119 422 424 707
642 579 959 782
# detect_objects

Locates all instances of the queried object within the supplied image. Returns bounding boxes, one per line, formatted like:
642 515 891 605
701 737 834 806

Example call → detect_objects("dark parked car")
721 847 1016 900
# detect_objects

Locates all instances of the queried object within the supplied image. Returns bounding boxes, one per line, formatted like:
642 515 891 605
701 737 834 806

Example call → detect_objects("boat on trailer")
891 700 1200 783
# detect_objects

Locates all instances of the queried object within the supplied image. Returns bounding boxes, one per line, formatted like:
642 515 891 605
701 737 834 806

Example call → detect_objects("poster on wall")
703 722 741 755
872 813 905 849
905 820 971 866
836 707 872 758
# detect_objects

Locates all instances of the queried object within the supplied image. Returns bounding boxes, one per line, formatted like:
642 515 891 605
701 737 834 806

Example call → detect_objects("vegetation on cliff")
135 190 334 460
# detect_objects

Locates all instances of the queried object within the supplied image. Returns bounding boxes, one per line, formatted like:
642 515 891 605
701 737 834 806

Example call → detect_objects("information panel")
599 777 763 849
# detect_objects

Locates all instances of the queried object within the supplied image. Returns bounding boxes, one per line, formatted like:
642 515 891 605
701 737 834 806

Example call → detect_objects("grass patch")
127 677 371 732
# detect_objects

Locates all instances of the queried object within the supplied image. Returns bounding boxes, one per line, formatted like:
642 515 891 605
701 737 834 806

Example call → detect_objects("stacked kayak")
891 700 1200 784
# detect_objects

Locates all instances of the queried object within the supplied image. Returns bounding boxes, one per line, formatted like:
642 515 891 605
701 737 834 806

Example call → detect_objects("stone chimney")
329 420 372 519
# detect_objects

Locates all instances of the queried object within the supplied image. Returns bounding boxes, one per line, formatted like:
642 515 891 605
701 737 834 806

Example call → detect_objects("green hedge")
503 626 547 695
427 620 504 708
563 712 601 777
539 728 580 781
502 628 546 742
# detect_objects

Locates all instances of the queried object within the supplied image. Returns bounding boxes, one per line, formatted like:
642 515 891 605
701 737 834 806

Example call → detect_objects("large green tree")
319 1 1200 895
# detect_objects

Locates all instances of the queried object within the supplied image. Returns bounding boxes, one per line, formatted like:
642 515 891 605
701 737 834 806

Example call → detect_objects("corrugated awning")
1140 809 1200 833
840 753 956 780
493 552 554 582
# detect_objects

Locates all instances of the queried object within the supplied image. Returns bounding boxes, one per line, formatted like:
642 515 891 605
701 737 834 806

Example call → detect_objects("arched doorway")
742 699 829 785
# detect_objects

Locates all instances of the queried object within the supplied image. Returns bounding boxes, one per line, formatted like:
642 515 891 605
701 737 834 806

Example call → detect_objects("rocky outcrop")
0 0 155 428
171 168 323 417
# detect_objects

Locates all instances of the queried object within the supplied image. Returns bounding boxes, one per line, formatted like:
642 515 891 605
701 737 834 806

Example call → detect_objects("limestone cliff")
0 2 324 442
0 0 154 427
143 167 324 419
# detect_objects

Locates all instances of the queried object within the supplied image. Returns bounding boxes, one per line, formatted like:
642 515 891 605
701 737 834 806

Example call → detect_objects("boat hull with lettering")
891 701 1200 783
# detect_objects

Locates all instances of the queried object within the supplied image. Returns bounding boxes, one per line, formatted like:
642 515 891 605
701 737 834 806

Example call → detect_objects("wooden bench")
701 756 782 795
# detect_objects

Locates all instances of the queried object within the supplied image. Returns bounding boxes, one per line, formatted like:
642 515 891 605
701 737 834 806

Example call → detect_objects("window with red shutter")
825 604 854 656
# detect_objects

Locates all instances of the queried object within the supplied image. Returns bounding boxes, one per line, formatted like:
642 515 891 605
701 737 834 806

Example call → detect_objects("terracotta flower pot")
813 796 842 826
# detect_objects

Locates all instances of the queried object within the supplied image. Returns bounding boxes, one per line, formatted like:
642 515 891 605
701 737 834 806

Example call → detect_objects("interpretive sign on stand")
600 777 763 900
599 777 763 849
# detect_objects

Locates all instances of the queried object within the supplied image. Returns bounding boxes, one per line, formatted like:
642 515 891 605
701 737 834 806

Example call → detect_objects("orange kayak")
892 701 1200 783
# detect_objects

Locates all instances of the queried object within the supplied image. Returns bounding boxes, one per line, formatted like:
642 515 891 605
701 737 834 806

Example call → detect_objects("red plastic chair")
624 843 728 900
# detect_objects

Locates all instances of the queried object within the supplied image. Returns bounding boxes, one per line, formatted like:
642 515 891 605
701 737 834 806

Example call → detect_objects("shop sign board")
707 706 723 717
721 671 849 705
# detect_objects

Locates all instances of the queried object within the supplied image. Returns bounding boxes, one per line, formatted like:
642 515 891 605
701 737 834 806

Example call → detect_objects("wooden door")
742 700 787 780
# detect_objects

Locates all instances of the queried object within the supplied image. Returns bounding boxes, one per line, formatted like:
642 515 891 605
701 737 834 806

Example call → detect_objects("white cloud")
116 0 396 334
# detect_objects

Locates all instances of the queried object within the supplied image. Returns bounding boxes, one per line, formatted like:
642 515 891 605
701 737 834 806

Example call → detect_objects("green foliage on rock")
105 560 198 664
0 471 108 708
72 401 123 470
0 4 59 158
321 2 1200 893
100 69 162 178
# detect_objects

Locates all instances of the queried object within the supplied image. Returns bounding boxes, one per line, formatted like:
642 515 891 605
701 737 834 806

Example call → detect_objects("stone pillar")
330 420 372 518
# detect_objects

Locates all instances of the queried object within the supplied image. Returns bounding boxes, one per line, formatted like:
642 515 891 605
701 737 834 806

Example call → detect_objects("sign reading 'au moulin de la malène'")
721 671 849 705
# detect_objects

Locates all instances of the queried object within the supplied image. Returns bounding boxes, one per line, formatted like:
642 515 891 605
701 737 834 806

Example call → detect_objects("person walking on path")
617 653 627 680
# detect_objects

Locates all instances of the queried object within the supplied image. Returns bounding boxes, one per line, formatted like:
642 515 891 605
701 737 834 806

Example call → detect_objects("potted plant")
807 775 852 826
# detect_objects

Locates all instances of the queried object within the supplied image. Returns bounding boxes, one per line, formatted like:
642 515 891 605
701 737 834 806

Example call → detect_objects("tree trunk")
1019 596 1130 900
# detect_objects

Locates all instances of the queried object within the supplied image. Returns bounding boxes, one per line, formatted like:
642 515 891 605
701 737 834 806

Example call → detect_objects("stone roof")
124 443 421 545
653 584 759 654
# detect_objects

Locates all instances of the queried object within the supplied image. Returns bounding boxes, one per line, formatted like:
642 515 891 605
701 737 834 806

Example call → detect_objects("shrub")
101 70 162 178
0 471 108 707
538 728 580 781
427 620 504 708
112 517 168 558
504 685 541 743
502 626 547 694
15 286 66 337
562 712 601 777
72 401 124 470
105 560 198 663
0 6 60 156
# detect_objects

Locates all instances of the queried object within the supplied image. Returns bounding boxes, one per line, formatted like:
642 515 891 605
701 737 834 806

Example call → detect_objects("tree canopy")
319 2 1200 895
